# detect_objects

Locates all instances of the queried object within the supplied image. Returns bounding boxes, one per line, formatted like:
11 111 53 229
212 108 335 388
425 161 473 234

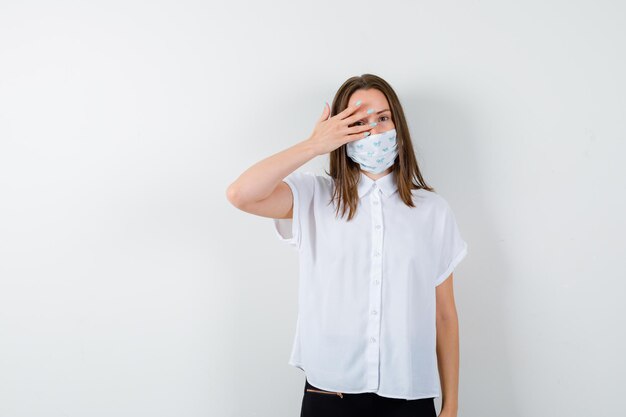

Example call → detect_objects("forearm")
436 314 459 415
227 138 318 205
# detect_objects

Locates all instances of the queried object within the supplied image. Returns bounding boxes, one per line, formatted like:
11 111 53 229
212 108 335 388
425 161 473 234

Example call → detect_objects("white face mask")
346 128 398 174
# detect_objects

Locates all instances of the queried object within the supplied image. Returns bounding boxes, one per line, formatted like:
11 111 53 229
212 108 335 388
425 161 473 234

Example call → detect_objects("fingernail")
364 132 371 137
367 108 374 114
355 100 362 106
370 122 377 126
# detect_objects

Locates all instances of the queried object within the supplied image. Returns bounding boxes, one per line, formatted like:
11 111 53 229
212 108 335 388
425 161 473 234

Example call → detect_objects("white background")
1 1 625 416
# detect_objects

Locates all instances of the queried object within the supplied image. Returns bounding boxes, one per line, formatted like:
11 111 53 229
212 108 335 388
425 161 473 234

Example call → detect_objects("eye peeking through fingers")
350 115 390 127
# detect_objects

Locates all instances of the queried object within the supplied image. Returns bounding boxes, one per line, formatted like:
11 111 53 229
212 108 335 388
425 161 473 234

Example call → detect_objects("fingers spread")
337 101 362 120
343 109 370 125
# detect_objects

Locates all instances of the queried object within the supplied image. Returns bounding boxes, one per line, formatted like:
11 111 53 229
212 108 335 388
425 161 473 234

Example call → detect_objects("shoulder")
283 171 332 195
284 170 328 182
411 188 448 209
409 189 459 225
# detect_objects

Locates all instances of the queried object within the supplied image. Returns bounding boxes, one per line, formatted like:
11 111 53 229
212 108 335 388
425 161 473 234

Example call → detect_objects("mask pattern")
346 128 398 174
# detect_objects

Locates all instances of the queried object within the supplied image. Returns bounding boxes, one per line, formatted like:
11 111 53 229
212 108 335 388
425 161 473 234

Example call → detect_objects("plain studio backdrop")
1 1 625 416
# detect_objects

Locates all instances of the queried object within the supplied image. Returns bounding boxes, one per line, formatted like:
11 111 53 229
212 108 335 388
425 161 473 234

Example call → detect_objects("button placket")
366 185 384 390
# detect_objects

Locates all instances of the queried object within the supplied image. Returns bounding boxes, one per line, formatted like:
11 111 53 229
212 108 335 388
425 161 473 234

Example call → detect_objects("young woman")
226 74 467 417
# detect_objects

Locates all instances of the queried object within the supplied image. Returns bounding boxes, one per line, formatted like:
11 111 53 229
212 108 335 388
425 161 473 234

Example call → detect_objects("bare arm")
225 100 374 219
436 273 459 417
225 139 319 219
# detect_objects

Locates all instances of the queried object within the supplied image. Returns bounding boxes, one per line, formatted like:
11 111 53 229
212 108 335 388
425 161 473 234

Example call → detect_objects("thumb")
318 102 330 123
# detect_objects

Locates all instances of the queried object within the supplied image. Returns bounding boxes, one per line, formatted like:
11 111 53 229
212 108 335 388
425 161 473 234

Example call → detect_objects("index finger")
336 99 363 120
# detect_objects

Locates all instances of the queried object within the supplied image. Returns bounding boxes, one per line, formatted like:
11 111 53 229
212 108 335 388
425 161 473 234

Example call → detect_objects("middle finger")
344 108 377 127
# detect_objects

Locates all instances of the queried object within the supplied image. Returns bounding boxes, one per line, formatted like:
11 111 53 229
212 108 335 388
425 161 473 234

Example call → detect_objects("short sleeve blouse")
272 170 468 400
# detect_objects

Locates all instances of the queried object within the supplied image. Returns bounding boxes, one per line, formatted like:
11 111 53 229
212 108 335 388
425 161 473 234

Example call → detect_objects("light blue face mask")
346 128 398 174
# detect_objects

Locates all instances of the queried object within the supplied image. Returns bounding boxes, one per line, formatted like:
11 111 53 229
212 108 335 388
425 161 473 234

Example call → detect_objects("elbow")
436 308 458 324
226 184 244 209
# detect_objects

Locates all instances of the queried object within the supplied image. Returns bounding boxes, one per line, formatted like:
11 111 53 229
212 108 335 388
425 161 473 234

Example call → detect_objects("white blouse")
272 170 468 400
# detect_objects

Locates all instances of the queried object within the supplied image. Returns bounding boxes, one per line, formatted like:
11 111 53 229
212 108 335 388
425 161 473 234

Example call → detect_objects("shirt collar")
357 171 398 199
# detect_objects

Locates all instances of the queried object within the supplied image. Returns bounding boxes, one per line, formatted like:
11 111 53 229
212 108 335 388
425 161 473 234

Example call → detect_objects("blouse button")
370 337 376 343
371 309 377 315
373 200 379 205
374 280 380 285
375 225 381 229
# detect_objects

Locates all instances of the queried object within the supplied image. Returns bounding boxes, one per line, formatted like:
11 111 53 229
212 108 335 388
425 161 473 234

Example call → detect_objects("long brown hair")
324 74 435 221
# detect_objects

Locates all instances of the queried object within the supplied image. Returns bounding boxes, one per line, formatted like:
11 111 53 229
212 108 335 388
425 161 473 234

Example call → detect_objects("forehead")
348 88 390 109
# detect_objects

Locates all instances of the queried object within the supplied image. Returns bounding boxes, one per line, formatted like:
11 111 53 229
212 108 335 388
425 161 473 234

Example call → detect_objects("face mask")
346 128 398 174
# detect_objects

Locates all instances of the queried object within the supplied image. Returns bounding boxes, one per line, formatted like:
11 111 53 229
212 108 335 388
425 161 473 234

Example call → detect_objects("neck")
362 168 392 180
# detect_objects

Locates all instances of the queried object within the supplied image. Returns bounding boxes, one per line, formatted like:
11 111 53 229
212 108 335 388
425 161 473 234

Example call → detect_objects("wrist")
441 404 458 416
299 137 321 159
